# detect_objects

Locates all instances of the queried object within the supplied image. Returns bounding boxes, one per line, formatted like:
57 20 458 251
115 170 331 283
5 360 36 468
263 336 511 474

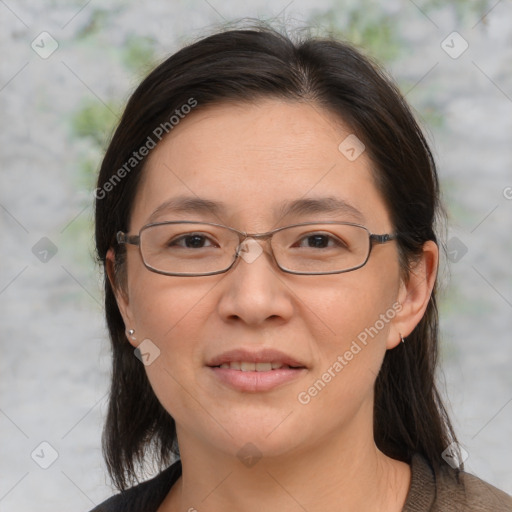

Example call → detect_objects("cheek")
126 256 214 341
297 265 400 400
308 267 399 351
126 274 218 411
130 282 216 360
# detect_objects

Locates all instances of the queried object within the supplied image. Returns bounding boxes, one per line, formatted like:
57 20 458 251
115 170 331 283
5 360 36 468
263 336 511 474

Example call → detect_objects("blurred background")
1 0 511 510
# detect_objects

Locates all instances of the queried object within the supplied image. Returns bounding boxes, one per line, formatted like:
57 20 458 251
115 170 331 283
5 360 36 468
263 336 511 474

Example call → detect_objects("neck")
160 413 411 511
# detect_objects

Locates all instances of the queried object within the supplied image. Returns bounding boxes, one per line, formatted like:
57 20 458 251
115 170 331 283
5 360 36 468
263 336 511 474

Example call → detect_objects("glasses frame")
116 220 397 277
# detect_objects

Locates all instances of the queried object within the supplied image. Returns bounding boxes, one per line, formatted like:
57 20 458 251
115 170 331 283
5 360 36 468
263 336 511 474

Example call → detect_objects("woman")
91 25 512 511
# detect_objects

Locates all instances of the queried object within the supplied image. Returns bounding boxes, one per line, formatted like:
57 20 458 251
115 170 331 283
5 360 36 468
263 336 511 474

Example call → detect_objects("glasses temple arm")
116 231 140 246
370 233 397 244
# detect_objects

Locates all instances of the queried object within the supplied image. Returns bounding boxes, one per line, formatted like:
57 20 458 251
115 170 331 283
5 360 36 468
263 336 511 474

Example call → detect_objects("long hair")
95 24 458 490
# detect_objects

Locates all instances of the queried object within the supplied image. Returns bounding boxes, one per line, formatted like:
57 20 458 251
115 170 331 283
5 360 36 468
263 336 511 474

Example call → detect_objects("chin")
177 406 306 458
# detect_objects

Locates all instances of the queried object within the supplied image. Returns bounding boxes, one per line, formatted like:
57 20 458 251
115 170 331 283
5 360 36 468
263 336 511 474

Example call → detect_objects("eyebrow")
275 196 365 223
146 195 365 224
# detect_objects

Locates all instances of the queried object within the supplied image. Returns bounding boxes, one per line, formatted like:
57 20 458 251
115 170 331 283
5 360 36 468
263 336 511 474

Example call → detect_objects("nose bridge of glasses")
232 227 284 270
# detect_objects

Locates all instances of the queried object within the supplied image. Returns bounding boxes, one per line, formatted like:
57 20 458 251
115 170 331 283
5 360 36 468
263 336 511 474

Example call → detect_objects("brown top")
404 454 512 511
91 454 512 511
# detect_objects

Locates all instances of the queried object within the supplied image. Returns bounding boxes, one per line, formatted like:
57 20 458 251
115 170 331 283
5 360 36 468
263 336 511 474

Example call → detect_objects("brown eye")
294 232 347 249
169 233 216 249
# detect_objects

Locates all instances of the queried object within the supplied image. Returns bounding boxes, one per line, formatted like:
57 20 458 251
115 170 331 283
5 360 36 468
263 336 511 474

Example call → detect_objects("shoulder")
404 453 512 512
453 471 512 511
89 460 182 512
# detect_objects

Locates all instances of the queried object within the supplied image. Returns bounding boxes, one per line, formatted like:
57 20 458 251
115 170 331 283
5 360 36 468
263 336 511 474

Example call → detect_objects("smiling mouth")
207 348 308 391
213 362 305 371
209 362 307 392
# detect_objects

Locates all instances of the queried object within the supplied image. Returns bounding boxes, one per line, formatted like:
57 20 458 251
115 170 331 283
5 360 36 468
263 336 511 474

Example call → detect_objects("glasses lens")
273 223 370 274
140 223 238 275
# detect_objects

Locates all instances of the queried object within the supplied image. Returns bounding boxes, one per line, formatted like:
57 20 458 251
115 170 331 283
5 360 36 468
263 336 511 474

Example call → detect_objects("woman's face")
112 99 423 459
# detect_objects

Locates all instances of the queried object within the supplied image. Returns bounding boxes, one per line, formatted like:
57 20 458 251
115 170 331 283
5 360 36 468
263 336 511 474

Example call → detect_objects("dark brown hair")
95 24 458 490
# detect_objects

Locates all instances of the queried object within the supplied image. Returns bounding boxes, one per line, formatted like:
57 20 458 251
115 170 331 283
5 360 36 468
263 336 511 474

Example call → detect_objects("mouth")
206 349 308 392
213 361 306 371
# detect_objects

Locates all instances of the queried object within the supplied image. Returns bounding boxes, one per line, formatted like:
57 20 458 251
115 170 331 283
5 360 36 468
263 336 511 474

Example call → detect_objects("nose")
216 238 294 327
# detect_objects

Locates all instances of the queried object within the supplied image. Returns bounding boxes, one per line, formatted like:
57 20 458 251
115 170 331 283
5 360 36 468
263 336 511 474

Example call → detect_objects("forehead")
131 99 391 230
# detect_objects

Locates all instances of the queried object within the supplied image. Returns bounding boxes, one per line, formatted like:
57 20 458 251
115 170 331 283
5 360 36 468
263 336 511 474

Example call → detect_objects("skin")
107 99 438 512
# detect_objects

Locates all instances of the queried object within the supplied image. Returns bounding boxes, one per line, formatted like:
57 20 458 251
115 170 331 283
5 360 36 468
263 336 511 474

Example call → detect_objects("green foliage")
309 0 496 66
71 99 119 148
76 152 101 193
60 210 96 272
122 34 158 75
441 177 475 224
310 2 402 64
422 0 494 25
420 105 444 130
75 8 112 39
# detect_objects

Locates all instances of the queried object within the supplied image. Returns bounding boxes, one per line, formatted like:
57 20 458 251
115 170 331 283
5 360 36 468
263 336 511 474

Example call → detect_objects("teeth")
256 362 272 372
217 361 291 371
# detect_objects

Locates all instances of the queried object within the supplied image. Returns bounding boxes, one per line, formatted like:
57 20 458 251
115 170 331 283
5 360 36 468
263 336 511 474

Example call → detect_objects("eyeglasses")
116 221 397 277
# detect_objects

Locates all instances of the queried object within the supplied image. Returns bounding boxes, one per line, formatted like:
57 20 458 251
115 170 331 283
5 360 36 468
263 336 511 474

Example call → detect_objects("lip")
209 367 307 392
206 348 308 393
206 348 307 369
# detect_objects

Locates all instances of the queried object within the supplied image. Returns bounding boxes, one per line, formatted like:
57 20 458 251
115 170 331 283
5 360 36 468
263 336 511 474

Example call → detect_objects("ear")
106 248 138 348
387 240 438 349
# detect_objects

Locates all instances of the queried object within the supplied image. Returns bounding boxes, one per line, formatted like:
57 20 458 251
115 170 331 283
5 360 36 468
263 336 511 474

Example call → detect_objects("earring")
400 333 406 344
128 329 136 341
